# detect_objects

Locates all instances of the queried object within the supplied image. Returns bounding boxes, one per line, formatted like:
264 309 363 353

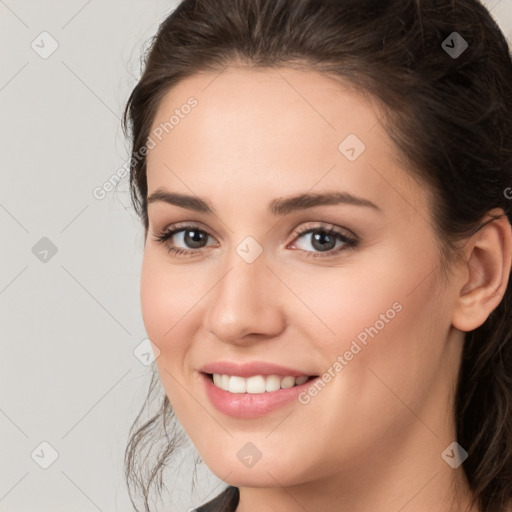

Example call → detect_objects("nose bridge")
218 233 269 301
203 240 284 342
215 241 268 315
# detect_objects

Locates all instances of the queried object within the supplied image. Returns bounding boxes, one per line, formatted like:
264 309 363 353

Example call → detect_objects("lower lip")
200 372 319 418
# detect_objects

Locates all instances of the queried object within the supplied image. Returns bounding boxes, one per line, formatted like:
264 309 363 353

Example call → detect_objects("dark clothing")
195 486 239 512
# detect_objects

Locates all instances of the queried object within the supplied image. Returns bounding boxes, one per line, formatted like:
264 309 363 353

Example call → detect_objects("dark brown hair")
122 0 512 511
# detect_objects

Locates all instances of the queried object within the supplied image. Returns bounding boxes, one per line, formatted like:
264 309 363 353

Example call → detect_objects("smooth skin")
141 65 511 512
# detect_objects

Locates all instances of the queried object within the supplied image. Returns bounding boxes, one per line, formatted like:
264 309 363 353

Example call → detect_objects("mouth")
203 372 319 394
198 359 322 418
200 371 321 418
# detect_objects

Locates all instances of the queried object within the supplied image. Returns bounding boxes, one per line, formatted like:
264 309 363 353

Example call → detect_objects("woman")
123 0 512 511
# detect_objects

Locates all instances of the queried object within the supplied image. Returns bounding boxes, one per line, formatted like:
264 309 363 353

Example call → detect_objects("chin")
207 456 309 489
222 470 286 488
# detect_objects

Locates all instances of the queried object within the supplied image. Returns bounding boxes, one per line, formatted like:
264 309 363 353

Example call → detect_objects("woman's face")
142 66 464 490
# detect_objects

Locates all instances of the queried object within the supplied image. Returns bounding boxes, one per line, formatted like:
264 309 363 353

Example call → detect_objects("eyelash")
152 222 358 259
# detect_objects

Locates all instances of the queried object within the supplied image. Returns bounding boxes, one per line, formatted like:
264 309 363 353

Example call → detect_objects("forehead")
149 65 382 156
146 65 425 218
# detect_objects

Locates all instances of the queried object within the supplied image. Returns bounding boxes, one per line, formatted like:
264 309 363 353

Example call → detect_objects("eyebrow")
147 188 381 215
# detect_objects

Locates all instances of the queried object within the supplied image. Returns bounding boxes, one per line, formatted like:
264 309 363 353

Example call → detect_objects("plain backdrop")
1 1 511 511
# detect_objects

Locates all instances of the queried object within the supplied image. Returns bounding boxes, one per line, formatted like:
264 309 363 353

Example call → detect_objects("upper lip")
200 361 317 378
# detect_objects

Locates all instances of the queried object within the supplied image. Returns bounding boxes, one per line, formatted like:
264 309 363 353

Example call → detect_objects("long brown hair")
122 1 512 510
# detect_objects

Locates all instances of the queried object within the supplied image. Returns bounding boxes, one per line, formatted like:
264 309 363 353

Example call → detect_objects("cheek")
140 250 194 357
294 238 447 383
309 249 449 421
140 250 201 414
140 254 169 347
283 256 420 354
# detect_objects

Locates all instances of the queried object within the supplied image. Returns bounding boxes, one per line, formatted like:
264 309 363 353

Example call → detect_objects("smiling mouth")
204 372 318 394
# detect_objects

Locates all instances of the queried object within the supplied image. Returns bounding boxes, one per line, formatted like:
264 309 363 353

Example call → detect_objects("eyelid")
152 220 357 244
288 221 358 243
153 220 221 242
152 219 359 261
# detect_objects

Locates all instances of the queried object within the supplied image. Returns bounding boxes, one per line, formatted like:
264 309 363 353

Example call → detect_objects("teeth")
211 373 311 394
265 375 281 392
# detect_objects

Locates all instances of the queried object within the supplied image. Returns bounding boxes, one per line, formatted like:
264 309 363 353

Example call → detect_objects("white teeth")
229 376 246 393
221 374 230 391
211 373 311 394
295 376 309 385
247 375 266 393
281 376 295 389
265 375 281 392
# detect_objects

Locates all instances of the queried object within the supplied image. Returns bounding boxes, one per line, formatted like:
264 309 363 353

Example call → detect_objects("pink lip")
200 360 315 378
200 372 320 418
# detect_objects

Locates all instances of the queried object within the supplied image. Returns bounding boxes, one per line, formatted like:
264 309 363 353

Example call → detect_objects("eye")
151 222 358 259
287 222 358 258
152 223 216 258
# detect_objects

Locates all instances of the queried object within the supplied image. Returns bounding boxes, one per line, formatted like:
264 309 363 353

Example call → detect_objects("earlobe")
451 210 512 333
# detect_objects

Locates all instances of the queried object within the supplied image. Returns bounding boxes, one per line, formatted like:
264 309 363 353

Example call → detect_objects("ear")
451 209 512 332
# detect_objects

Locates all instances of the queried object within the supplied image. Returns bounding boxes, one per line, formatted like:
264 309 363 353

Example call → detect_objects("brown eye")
153 224 216 257
288 224 358 259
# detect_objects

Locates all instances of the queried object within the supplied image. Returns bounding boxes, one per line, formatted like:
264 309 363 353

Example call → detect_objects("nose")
202 248 286 345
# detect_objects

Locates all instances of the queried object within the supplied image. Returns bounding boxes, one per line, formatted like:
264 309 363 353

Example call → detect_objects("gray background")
1 0 511 511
